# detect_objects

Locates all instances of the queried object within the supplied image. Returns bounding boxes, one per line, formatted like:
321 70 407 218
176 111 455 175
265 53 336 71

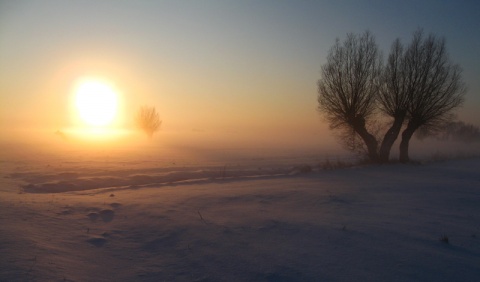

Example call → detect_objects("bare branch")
398 30 466 162
318 31 382 161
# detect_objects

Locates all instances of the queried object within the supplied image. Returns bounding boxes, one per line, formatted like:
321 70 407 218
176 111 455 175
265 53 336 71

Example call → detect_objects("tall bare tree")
136 106 162 138
377 40 408 161
398 30 466 162
318 31 382 161
377 39 414 162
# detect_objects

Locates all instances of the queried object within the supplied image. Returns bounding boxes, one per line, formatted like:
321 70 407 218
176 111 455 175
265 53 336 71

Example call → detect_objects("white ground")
1 149 479 281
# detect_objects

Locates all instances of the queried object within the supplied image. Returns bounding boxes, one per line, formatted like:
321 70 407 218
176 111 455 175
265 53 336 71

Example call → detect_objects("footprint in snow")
86 236 108 247
87 212 99 221
87 209 115 222
110 202 122 208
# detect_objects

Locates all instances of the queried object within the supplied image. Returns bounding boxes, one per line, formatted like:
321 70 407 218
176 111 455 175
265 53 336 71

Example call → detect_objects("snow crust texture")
1 158 479 281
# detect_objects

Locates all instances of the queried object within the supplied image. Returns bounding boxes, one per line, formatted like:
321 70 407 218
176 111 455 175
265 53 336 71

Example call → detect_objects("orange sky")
1 1 478 153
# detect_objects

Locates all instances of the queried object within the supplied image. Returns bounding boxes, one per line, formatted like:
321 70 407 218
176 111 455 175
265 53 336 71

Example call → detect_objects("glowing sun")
75 79 118 127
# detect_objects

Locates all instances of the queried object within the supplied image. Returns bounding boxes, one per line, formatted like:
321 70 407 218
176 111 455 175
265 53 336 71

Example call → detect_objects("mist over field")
2 1 480 281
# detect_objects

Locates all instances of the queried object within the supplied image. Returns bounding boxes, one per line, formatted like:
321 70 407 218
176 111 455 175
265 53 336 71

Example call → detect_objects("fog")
2 124 479 178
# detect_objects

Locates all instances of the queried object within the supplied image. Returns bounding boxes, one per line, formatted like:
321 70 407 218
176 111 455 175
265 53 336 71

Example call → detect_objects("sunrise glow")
74 79 118 127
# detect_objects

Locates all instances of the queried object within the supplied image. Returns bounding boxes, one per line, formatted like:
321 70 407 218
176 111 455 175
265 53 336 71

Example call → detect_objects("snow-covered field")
1 145 479 281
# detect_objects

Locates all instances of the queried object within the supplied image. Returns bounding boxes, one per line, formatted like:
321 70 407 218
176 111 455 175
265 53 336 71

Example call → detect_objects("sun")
75 79 118 127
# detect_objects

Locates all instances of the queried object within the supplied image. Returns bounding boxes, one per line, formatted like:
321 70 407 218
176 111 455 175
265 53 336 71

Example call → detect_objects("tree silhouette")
317 31 382 161
319 29 466 162
136 106 162 138
397 30 466 162
377 39 410 162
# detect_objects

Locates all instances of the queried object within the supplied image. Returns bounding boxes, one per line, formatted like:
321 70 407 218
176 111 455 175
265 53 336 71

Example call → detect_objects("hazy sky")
0 0 479 146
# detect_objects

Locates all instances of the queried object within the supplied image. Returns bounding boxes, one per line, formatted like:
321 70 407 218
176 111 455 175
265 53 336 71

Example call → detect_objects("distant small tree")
317 31 382 161
136 106 162 138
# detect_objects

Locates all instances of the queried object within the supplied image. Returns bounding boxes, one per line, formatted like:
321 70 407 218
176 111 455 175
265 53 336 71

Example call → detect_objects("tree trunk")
351 116 378 162
357 127 379 161
399 120 421 163
379 112 406 163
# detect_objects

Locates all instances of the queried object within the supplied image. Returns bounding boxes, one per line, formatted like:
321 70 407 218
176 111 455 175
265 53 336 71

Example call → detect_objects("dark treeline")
416 121 480 143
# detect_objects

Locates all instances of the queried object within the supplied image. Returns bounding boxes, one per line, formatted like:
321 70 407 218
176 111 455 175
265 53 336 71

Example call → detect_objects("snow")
1 146 479 281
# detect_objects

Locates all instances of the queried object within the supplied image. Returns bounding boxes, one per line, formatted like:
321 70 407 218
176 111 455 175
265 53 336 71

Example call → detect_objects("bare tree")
318 31 382 161
377 39 413 162
136 106 162 138
398 30 466 162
